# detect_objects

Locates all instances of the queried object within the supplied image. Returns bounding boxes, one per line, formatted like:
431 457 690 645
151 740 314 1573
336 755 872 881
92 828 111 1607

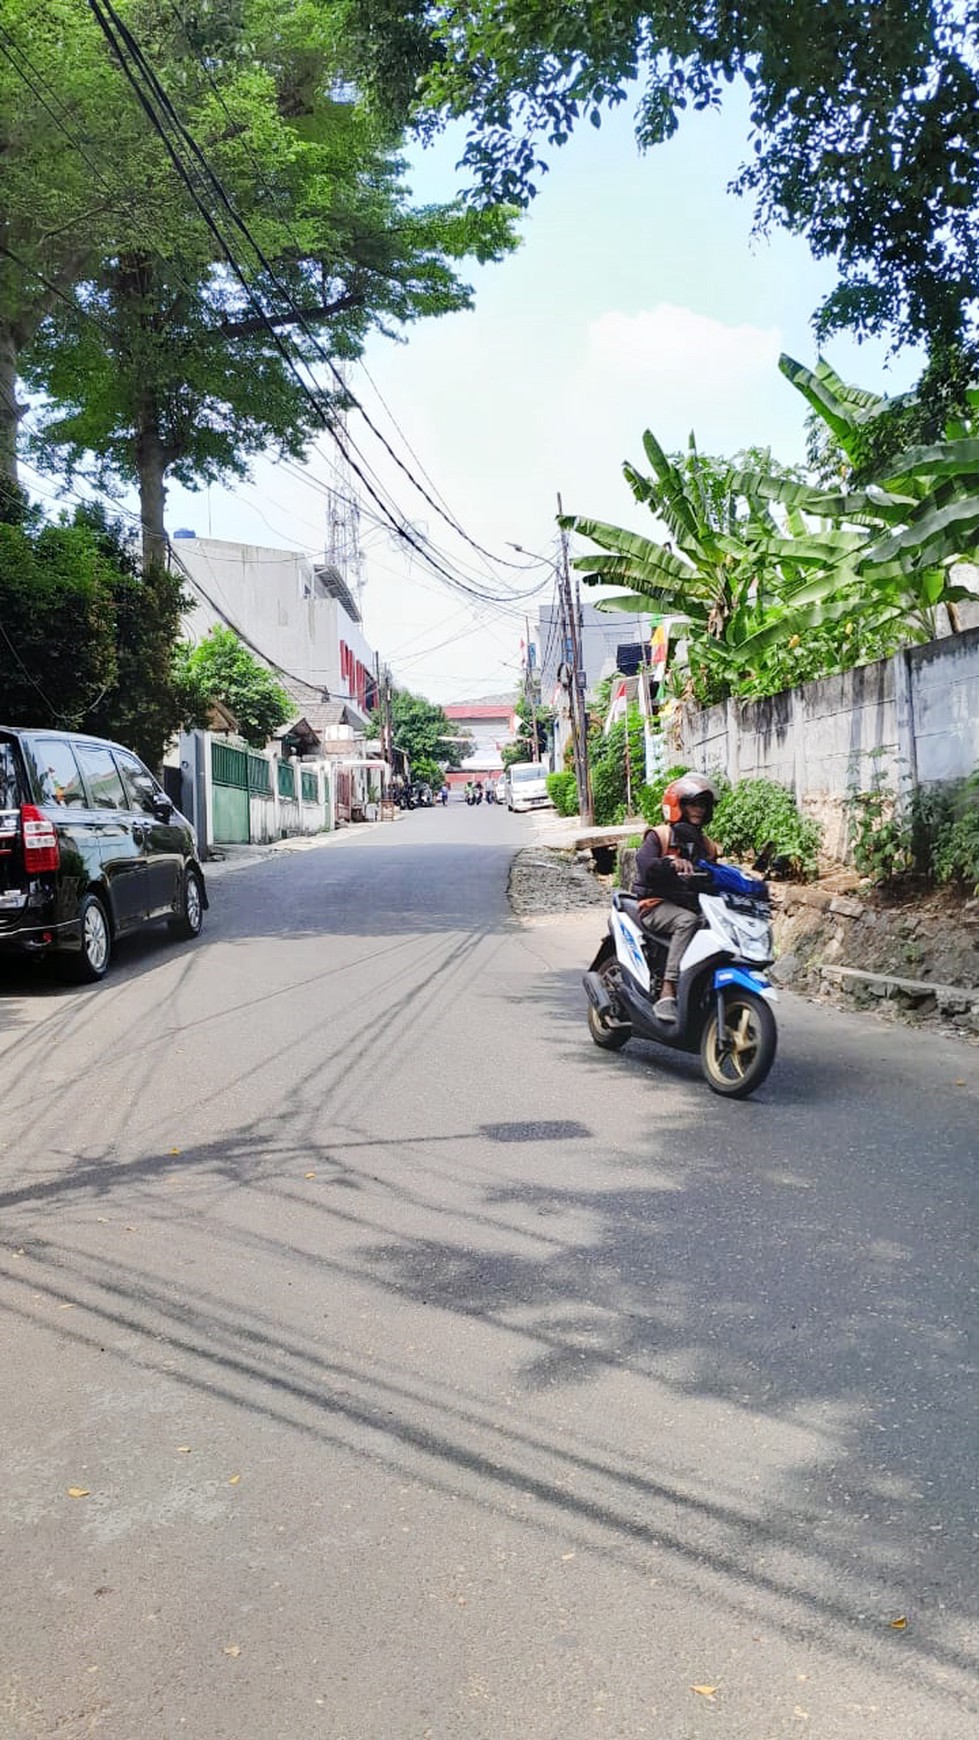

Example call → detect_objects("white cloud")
577 303 784 457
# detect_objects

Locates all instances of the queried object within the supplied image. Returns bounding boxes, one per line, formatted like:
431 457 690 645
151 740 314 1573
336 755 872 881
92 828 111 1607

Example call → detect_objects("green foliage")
511 693 552 762
0 502 188 766
844 757 914 883
174 626 292 747
407 756 442 788
565 358 979 708
588 704 645 826
420 2 979 373
385 689 462 770
714 780 822 879
931 773 979 893
546 770 578 816
2 0 518 555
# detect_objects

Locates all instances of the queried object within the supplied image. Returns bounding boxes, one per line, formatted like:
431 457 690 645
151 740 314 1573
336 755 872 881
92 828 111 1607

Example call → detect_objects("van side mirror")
152 792 174 821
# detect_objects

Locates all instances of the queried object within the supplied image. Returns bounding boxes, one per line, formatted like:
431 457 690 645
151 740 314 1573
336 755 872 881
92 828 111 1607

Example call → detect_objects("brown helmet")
661 774 716 825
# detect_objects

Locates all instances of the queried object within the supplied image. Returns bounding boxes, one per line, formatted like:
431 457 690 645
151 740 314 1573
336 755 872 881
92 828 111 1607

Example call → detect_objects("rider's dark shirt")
633 826 707 911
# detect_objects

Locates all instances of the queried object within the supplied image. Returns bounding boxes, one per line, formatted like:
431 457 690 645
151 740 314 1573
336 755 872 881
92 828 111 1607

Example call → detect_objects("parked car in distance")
495 774 507 805
0 726 207 983
506 762 554 812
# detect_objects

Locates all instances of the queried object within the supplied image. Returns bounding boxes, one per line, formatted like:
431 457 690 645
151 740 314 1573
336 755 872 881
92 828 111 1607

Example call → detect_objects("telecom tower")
324 371 367 614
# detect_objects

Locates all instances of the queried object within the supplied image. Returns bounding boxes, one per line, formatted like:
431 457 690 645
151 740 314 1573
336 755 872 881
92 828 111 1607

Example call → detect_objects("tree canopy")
0 495 187 766
174 626 293 747
419 1 979 372
0 0 518 563
384 689 469 772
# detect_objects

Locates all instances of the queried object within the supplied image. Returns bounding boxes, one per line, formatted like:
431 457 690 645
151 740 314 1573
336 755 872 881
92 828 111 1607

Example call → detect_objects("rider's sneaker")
653 995 677 1023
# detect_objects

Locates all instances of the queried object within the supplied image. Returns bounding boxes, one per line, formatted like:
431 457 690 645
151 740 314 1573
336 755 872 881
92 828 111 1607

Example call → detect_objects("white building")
172 534 377 726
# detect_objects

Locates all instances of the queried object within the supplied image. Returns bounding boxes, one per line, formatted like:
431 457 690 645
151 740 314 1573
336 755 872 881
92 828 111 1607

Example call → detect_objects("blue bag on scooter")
698 859 769 900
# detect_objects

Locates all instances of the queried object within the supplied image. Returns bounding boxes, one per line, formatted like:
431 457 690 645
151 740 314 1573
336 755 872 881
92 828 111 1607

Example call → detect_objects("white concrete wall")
675 628 979 858
174 536 373 703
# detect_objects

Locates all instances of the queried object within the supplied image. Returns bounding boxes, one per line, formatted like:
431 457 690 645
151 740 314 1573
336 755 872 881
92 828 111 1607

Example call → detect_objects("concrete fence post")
893 648 919 792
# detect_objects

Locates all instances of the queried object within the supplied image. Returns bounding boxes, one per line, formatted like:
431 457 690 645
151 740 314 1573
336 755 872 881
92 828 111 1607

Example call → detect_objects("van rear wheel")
65 893 111 983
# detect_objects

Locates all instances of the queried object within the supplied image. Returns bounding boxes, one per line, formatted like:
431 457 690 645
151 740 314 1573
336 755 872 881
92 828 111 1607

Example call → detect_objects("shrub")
588 705 646 825
714 778 822 878
546 770 578 816
843 753 914 883
931 771 979 892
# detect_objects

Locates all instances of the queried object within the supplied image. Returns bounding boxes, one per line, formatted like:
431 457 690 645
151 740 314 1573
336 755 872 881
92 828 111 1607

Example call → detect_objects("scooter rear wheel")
700 989 776 1098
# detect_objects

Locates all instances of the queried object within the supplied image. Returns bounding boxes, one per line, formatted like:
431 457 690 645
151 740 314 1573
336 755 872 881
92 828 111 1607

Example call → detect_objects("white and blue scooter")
582 861 778 1098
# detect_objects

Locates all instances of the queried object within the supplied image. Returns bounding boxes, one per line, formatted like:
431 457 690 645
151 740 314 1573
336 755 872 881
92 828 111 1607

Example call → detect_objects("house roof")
444 702 514 720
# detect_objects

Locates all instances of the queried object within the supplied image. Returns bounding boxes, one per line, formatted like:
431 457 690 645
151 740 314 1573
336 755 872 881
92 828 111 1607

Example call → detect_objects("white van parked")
506 762 554 812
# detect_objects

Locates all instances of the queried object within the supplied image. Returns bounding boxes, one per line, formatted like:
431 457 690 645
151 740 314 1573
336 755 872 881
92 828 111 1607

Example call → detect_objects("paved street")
1 804 976 1740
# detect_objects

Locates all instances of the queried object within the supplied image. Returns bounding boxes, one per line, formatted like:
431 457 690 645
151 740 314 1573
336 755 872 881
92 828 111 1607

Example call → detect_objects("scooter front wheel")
700 989 776 1098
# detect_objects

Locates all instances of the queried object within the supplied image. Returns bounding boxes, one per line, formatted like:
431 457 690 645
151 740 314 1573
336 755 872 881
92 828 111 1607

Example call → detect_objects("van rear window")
0 742 22 809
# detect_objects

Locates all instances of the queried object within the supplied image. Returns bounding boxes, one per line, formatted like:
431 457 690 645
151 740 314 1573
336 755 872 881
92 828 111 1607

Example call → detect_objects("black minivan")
0 726 208 982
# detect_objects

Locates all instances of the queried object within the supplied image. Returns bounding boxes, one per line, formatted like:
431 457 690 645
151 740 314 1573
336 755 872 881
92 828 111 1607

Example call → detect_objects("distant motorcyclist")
633 775 720 1023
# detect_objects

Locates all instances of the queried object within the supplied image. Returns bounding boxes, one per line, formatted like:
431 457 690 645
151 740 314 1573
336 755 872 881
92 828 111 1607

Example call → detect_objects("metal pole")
557 495 593 825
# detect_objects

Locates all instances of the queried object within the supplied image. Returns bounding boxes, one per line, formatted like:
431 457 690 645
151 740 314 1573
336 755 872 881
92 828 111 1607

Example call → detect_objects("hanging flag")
650 621 669 683
604 677 629 735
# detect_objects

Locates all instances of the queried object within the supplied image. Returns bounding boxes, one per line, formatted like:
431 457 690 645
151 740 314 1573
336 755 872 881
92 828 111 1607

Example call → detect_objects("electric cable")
163 0 545 581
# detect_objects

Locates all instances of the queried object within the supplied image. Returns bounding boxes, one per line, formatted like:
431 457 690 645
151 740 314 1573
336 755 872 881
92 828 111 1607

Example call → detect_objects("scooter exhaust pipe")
582 971 613 1016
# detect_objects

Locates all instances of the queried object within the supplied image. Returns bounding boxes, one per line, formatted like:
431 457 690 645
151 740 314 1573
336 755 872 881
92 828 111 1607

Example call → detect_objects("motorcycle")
582 861 778 1098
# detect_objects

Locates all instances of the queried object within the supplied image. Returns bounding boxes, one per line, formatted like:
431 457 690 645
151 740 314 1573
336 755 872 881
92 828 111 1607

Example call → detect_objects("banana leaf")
878 439 979 493
728 468 911 525
863 494 979 567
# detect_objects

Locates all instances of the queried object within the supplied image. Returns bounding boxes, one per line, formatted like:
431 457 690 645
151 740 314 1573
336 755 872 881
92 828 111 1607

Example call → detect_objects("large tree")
385 689 467 772
0 494 187 766
2 0 516 563
419 2 979 377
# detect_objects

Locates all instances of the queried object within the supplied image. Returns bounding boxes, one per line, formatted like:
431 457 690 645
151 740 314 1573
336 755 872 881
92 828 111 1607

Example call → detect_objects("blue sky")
167 88 923 704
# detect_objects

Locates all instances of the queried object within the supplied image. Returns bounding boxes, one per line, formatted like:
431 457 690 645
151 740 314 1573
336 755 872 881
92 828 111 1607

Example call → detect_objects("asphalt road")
1 803 976 1740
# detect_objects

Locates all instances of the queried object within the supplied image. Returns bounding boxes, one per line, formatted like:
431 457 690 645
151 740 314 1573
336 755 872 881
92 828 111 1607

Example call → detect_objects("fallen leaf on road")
58 1303 75 1311
228 1474 241 1485
691 1686 717 1698
305 1171 316 1179
223 1645 241 1658
889 1615 908 1630
561 1551 575 1561
176 1446 191 1454
169 1148 181 1155
67 1487 90 1499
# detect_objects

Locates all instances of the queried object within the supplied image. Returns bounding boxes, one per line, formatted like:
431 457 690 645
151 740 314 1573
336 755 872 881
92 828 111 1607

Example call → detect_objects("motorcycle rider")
633 774 720 1023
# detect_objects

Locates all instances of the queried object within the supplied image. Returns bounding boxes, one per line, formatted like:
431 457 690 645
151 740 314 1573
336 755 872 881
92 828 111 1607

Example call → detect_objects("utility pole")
524 615 540 763
557 494 594 825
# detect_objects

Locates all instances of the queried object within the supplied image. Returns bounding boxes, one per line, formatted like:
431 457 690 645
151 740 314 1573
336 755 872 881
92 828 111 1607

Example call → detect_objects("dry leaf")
169 1148 181 1155
953 1080 966 1088
176 1446 191 1454
691 1685 717 1698
228 1474 241 1485
223 1645 241 1658
305 1171 316 1179
561 1551 575 1562
67 1487 90 1499
889 1615 908 1630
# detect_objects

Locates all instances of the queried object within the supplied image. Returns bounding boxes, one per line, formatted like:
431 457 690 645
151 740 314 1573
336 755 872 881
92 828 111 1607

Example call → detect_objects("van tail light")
20 805 60 873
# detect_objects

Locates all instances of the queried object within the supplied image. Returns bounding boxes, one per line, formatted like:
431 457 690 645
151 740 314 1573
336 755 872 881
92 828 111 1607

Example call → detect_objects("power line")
163 0 543 582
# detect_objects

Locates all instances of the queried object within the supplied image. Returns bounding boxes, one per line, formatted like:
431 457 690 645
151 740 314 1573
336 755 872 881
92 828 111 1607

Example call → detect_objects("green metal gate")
211 740 249 843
